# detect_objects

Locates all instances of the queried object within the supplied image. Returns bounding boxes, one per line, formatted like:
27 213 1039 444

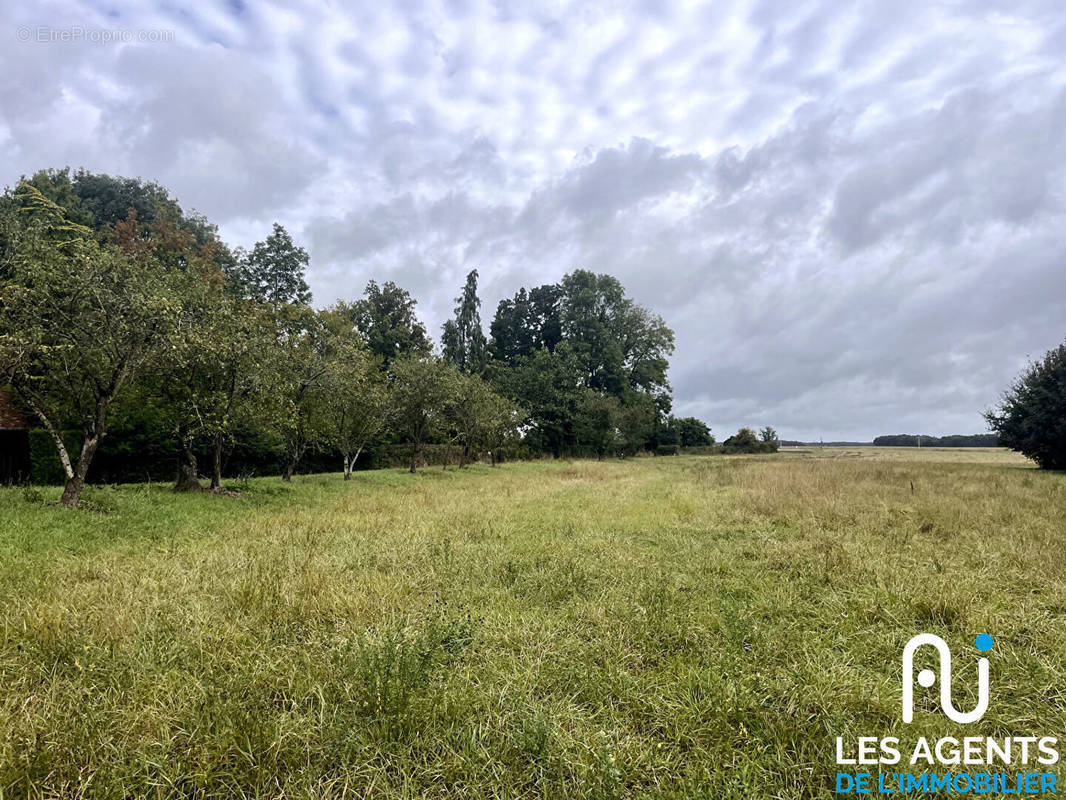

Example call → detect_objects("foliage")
19 168 226 268
614 392 657 457
267 306 349 481
722 427 778 454
3 168 685 489
164 273 279 490
986 341 1066 469
342 280 431 366
441 269 489 374
317 310 390 479
680 444 722 455
92 402 177 484
70 169 207 239
388 356 462 473
558 270 674 406
676 416 714 447
573 389 619 459
0 183 182 506
13 168 95 229
872 433 1000 447
487 270 675 455
372 443 465 469
651 416 681 448
447 373 520 467
230 223 312 306
492 346 584 457
489 284 563 362
26 429 80 485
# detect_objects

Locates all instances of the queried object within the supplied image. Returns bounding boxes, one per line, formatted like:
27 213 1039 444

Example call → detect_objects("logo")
834 631 1060 795
901 632 992 724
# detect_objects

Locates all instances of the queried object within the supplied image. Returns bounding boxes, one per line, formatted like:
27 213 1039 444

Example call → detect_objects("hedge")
28 429 82 485
680 445 722 456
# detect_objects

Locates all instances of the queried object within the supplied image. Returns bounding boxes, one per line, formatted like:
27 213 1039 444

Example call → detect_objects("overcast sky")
3 1 1065 440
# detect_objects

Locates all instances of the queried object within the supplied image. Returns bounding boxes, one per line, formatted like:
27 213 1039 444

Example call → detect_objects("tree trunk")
282 461 295 482
60 435 102 508
458 444 469 469
343 454 352 480
60 474 84 508
210 435 223 492
174 441 203 493
409 443 419 474
490 450 497 467
59 437 98 508
59 475 83 507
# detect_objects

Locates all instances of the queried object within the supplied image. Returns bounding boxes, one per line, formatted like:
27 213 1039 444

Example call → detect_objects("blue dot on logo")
975 633 993 652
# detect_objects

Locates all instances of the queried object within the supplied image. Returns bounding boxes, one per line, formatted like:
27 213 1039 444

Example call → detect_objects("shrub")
374 443 465 469
680 445 721 456
27 429 81 485
656 444 680 456
722 427 777 454
677 417 713 447
986 341 1066 469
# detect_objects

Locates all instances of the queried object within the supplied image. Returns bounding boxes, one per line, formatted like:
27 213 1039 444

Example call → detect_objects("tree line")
778 434 1000 447
871 434 999 448
0 169 729 507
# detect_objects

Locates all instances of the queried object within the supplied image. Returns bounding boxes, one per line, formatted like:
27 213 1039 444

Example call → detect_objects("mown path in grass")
1 454 1064 798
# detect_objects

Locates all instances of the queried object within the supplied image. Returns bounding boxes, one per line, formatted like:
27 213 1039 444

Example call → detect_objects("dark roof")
0 388 30 430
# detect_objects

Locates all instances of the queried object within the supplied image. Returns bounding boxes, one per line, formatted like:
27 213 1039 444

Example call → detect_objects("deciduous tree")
491 345 583 458
986 341 1066 469
447 373 518 468
270 307 337 481
389 356 460 473
163 273 276 492
342 280 431 366
677 416 713 447
489 284 563 363
318 310 390 479
0 184 180 507
574 390 619 459
615 392 657 457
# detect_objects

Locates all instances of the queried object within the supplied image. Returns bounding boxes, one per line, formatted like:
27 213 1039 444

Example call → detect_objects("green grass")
2 451 1065 798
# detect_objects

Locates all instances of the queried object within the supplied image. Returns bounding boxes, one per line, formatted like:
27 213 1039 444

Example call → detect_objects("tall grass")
1 450 1063 798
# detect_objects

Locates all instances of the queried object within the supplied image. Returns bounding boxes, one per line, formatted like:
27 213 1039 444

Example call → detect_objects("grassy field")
2 449 1065 798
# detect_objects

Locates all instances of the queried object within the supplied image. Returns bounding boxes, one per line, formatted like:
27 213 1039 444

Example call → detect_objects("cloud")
2 0 1065 439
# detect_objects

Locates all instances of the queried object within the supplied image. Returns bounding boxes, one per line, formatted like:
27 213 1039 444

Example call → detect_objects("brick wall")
0 388 29 430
